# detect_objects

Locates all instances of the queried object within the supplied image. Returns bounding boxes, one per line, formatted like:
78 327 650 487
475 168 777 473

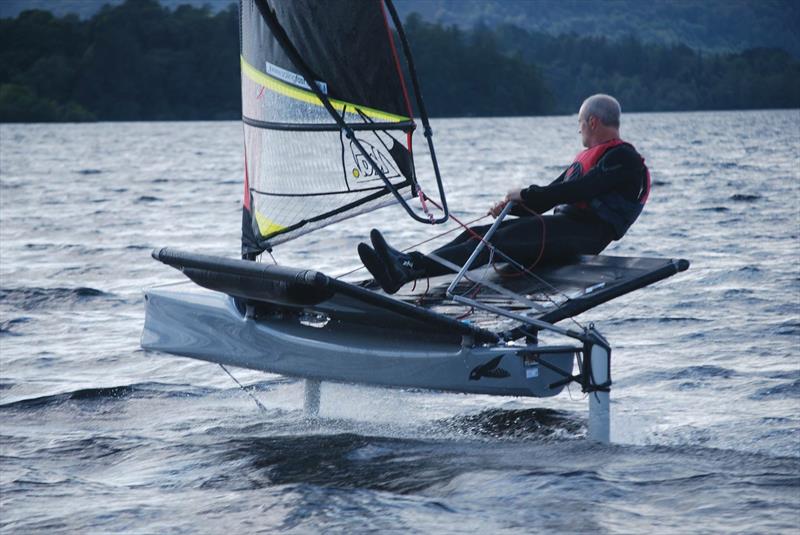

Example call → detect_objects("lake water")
1 110 799 533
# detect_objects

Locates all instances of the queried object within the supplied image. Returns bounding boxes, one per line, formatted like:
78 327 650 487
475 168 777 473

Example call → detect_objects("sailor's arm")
490 170 566 218
518 146 643 213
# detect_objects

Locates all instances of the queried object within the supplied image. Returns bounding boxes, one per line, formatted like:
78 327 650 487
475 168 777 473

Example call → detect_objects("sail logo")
350 139 400 182
265 61 327 94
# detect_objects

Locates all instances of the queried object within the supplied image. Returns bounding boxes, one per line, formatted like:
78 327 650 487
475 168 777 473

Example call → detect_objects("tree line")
1 0 798 122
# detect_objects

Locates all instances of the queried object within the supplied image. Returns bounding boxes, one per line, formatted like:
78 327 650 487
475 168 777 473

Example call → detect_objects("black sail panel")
242 0 413 119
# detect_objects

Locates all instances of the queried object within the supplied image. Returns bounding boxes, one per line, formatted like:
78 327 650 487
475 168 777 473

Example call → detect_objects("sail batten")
242 116 415 133
241 56 412 124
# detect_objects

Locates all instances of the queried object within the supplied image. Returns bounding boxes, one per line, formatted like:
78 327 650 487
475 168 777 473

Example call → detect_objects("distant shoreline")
3 107 800 126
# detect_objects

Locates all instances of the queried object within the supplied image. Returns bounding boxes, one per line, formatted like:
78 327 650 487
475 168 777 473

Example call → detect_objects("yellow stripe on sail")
241 56 409 124
254 210 287 237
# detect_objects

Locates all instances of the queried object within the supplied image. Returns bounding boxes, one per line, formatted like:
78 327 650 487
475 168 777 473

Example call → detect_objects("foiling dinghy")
141 0 689 443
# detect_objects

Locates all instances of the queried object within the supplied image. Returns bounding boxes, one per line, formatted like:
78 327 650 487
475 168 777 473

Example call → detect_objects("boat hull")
142 282 574 398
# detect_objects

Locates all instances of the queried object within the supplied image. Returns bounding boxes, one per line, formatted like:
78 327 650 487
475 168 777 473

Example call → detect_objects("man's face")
578 111 591 148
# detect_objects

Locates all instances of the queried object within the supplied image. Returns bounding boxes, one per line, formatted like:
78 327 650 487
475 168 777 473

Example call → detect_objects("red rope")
454 283 482 319
423 194 546 277
423 195 493 248
415 276 430 306
492 204 546 278
338 192 545 321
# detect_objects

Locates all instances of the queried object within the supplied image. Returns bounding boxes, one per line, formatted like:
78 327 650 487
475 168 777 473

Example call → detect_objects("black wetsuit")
413 143 649 276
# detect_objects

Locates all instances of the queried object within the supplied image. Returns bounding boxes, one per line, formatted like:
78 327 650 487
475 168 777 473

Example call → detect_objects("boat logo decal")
264 60 328 94
350 139 400 183
469 355 510 381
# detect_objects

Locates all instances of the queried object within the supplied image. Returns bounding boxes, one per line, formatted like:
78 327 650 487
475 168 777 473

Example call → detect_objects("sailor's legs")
416 215 613 277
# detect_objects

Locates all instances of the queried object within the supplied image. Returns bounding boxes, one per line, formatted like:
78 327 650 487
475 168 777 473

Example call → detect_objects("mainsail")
240 0 440 255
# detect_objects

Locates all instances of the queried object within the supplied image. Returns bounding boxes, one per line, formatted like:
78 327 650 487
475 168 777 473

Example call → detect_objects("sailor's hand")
505 188 523 203
489 199 508 218
489 189 524 218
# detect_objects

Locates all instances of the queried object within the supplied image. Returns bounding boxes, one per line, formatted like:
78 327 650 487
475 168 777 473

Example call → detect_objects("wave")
765 369 800 381
699 206 729 212
0 316 31 336
773 320 800 336
751 380 800 400
730 193 762 202
436 407 583 441
630 365 738 385
0 382 215 410
208 432 455 493
0 287 110 311
668 365 737 380
606 316 709 326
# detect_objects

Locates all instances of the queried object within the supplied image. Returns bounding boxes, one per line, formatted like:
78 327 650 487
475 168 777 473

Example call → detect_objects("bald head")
578 94 621 148
579 94 621 128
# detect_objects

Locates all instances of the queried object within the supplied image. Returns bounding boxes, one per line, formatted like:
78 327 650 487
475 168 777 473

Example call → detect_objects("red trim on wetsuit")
569 138 649 208
569 139 625 208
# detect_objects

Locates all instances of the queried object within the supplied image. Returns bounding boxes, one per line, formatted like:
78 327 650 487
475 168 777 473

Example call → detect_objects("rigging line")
401 214 490 251
333 214 490 280
427 253 549 313
340 104 352 192
411 275 431 306
595 284 652 324
384 0 449 222
452 231 583 329
356 107 403 148
491 203 546 279
355 106 422 199
460 247 494 298
219 364 269 414
487 206 585 332
424 197 579 302
449 245 496 321
422 196 585 330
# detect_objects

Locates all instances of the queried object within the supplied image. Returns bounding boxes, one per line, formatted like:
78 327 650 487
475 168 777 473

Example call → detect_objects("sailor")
359 93 651 294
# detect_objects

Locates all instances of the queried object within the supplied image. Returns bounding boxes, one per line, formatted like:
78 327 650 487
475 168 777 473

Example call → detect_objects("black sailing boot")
370 229 426 294
357 243 398 294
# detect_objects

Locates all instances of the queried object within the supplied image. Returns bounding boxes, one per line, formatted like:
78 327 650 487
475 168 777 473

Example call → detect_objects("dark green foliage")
0 1 798 122
396 0 800 58
495 26 800 113
0 0 239 122
0 84 95 122
403 14 553 117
